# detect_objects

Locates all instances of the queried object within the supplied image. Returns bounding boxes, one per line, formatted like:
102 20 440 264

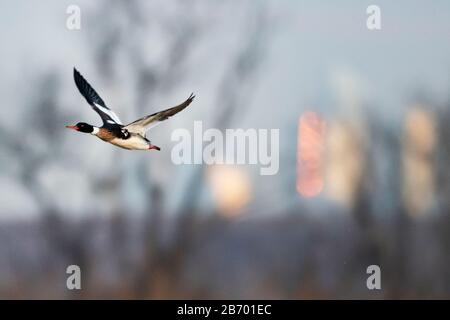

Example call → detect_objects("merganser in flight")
66 68 195 151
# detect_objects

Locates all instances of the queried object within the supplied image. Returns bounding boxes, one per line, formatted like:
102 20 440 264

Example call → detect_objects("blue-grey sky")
0 0 449 219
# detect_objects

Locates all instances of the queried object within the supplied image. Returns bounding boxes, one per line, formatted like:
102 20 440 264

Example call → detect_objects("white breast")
109 135 150 150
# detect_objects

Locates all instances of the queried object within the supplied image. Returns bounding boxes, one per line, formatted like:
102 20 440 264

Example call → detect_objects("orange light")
207 165 251 216
296 112 326 197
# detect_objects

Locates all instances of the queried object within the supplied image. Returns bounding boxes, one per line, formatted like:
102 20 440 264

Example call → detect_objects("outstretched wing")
73 68 123 125
124 93 195 136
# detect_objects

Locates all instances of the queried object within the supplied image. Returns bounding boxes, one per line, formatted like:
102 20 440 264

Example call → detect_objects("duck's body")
66 68 194 151
97 128 153 150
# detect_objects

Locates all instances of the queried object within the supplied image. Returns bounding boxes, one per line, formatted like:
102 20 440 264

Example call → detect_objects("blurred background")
0 0 450 299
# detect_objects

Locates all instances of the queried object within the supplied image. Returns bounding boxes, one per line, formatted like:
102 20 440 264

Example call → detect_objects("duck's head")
65 122 94 133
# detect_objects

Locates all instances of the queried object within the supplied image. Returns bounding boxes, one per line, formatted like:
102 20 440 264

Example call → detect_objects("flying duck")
66 68 195 151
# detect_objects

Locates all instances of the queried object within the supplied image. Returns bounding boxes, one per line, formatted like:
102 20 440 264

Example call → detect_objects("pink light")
296 112 326 197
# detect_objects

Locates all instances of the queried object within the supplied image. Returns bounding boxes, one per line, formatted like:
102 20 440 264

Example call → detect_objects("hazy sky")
0 0 449 115
0 0 449 219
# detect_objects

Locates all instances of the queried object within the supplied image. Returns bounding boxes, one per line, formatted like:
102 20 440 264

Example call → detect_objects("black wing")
73 68 123 125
